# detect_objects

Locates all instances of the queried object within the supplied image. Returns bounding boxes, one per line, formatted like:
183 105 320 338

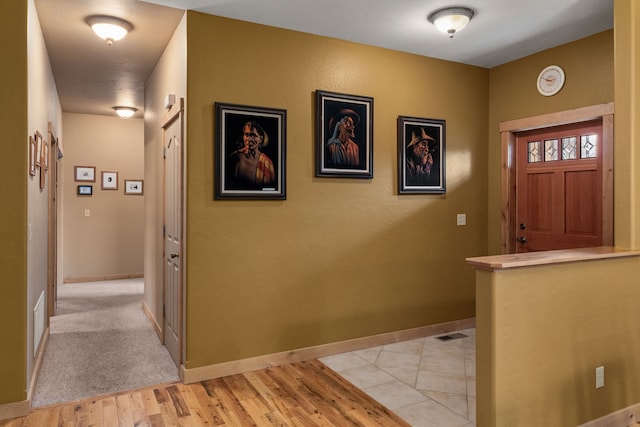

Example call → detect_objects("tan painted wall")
184 11 488 368
61 113 144 281
144 13 186 327
475 255 640 426
614 0 640 249
26 0 62 392
487 30 614 255
477 3 640 423
0 0 28 405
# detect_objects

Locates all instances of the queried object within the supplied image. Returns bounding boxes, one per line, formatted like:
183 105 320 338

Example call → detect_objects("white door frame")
47 121 60 321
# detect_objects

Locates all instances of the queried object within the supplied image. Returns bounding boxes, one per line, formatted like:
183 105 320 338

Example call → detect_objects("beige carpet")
32 278 180 407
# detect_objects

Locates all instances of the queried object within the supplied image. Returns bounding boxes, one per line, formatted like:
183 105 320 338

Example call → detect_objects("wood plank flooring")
0 360 410 426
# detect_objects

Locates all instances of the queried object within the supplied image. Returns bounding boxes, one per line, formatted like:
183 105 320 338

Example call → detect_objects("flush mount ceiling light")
87 15 133 45
113 106 137 118
428 7 475 38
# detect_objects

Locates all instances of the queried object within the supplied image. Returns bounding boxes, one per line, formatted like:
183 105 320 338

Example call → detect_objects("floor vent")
436 333 468 341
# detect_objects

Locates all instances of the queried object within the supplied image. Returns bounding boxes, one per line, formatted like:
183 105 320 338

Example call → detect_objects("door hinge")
163 146 166 159
163 225 166 238
163 304 165 318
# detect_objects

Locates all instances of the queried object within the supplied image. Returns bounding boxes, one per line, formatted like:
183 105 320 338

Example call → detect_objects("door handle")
170 252 179 259
517 236 527 244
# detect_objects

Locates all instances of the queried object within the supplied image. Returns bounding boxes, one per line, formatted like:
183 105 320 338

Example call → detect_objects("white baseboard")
27 326 50 404
63 273 143 284
142 299 162 342
578 402 640 427
181 317 475 384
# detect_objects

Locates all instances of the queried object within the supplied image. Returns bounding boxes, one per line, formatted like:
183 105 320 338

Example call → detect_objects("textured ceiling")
36 0 613 117
35 0 184 118
143 0 613 68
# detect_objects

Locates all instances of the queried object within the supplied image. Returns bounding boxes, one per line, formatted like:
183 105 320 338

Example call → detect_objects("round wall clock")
537 65 565 96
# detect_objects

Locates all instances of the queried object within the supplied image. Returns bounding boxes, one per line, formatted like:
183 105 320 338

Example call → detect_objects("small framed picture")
40 164 46 190
77 185 93 196
124 179 144 195
75 166 96 182
101 171 118 190
42 140 49 171
34 131 43 167
29 136 36 176
397 116 446 194
316 90 374 178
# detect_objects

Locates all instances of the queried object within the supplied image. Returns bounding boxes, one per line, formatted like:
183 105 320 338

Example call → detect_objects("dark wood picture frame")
77 185 93 196
315 90 373 178
215 102 286 200
397 116 446 194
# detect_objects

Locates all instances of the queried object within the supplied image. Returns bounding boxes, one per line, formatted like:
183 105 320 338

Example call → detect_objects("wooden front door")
515 120 603 252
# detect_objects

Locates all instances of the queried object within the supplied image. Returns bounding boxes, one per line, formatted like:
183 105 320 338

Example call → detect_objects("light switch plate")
596 366 604 388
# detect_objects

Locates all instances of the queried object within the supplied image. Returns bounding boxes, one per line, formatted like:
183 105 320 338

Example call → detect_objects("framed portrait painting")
397 116 446 194
215 102 286 200
316 90 373 178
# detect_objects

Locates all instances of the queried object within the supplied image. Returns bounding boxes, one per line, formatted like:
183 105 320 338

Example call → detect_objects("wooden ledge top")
465 246 640 271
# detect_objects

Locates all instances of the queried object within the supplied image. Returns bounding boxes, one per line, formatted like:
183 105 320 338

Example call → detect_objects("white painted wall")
143 12 187 328
61 113 144 280
27 0 62 388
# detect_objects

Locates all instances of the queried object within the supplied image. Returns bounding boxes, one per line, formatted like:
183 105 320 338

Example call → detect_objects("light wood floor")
1 360 410 426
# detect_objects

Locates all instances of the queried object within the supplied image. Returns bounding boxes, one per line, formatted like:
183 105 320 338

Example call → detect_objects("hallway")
27 276 476 425
32 279 179 407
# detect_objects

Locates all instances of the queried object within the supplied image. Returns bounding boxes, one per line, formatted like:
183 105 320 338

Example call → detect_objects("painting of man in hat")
316 90 373 178
398 117 446 194
326 108 360 168
406 127 437 186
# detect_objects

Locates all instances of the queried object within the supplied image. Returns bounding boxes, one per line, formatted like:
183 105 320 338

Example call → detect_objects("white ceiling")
35 0 184 118
35 0 613 118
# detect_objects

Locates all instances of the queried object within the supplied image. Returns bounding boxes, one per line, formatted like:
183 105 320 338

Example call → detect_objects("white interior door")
162 99 183 366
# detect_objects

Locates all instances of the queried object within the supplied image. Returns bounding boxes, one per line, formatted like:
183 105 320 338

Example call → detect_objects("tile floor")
320 328 476 427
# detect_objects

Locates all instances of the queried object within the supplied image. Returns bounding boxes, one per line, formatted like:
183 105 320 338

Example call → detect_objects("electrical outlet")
456 214 466 226
596 366 604 389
